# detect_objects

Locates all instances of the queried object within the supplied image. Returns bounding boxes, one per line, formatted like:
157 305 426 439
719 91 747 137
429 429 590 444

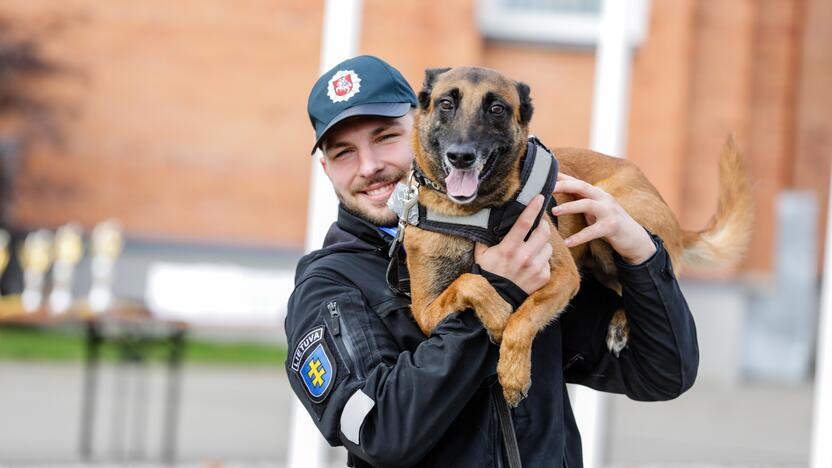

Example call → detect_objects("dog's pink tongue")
445 168 480 198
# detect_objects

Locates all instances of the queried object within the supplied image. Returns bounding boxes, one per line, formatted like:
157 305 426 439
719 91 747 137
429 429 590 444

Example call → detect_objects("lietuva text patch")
292 326 336 403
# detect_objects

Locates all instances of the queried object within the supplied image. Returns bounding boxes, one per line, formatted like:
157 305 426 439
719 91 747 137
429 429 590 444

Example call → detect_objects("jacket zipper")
327 301 364 379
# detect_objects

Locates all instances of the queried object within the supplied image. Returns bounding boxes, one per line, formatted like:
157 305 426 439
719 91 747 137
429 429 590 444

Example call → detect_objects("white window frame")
477 0 650 47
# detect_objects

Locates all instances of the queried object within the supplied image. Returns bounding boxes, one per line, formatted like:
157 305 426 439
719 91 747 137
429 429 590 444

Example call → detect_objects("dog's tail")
681 136 754 270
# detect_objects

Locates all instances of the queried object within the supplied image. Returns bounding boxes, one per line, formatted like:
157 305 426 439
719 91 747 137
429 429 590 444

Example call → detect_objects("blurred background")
0 0 830 467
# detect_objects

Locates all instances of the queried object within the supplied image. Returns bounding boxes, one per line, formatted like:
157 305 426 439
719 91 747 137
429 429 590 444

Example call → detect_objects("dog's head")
414 66 534 206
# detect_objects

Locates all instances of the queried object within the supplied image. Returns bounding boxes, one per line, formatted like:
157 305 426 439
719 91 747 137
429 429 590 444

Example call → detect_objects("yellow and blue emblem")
294 328 336 403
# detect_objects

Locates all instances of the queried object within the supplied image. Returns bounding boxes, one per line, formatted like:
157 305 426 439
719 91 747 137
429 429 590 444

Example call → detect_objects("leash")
493 385 523 468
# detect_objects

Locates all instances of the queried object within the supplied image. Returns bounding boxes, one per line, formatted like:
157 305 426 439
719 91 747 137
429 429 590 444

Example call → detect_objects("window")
477 0 649 47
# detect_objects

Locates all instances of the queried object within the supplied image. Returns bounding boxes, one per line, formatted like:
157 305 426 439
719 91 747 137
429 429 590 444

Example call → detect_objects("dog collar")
412 164 445 193
393 136 559 247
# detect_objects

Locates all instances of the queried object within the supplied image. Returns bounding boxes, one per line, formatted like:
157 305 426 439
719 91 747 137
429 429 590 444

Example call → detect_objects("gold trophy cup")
49 223 84 314
20 229 54 313
88 219 123 313
0 229 10 294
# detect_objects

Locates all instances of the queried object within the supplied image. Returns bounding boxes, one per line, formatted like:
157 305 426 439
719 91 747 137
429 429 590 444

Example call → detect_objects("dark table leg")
79 321 102 460
161 328 186 464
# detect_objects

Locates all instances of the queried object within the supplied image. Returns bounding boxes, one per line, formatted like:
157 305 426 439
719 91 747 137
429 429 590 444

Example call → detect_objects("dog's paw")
606 309 629 357
502 385 529 408
497 342 532 407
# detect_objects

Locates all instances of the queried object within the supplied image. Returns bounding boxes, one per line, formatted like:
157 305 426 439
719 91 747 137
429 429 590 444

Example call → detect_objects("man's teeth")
366 183 393 196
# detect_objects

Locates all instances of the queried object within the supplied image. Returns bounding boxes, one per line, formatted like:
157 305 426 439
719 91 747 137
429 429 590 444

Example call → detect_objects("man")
285 55 698 467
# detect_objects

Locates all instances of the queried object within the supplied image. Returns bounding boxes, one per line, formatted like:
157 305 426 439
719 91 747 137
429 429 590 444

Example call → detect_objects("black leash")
493 386 523 468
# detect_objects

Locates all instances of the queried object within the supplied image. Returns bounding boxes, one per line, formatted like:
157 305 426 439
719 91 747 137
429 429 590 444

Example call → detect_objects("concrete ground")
0 360 814 467
0 277 818 467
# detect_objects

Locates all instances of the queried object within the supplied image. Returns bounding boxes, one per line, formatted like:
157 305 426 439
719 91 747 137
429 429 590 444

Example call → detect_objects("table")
0 298 188 463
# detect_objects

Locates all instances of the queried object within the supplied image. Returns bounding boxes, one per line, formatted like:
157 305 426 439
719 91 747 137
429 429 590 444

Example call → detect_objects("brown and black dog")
402 66 753 406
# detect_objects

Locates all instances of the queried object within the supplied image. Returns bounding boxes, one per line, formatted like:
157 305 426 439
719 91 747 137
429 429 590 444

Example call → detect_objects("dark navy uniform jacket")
285 206 699 468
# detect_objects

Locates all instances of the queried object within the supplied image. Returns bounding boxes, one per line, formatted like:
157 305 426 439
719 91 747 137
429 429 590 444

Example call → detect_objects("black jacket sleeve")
285 274 498 468
561 233 699 401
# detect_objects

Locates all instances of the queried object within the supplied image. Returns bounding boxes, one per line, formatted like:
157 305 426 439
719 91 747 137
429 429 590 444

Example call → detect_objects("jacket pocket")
322 292 376 380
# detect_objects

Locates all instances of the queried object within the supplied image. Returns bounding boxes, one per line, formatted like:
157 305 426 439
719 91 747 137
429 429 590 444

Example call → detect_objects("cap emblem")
327 70 362 103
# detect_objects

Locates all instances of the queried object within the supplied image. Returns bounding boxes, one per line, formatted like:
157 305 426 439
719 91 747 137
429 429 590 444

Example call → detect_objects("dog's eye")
439 99 454 111
490 104 505 115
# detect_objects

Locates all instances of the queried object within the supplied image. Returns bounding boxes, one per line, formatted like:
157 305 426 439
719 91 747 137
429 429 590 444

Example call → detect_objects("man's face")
320 113 414 226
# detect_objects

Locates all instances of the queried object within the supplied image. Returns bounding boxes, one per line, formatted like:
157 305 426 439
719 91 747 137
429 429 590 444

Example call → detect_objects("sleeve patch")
294 327 337 403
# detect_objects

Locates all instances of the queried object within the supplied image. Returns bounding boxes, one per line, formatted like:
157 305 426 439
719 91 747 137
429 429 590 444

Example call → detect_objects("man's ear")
515 81 534 125
319 154 330 177
418 67 450 110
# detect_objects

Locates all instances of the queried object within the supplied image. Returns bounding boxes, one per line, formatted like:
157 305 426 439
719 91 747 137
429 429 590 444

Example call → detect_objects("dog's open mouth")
445 167 481 201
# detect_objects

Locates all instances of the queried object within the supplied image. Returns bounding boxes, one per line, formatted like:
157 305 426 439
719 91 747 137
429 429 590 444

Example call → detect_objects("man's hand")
475 194 553 294
551 173 656 264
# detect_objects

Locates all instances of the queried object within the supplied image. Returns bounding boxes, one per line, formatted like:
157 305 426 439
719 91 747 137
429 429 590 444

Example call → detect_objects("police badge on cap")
327 70 362 103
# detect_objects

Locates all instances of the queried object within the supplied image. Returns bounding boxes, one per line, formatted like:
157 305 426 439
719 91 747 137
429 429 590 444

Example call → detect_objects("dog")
399 66 753 406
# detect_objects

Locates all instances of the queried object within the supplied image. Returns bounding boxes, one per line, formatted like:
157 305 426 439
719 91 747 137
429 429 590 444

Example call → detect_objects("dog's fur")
403 66 753 406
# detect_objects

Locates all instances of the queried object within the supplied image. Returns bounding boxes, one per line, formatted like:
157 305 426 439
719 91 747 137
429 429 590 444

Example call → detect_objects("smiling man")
319 114 413 226
285 55 699 468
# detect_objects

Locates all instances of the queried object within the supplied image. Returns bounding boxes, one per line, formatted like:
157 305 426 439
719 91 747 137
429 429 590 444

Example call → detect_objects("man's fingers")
503 194 544 245
557 172 576 181
553 178 606 200
563 222 606 248
551 198 598 217
520 217 551 254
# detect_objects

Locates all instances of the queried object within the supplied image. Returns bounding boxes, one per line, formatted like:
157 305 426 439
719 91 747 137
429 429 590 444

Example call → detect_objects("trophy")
0 229 10 297
49 223 83 314
20 229 54 312
88 219 123 313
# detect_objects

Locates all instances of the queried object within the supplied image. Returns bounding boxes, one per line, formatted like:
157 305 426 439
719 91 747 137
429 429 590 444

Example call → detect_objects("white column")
304 0 364 250
810 165 832 468
573 1 642 468
288 2 363 468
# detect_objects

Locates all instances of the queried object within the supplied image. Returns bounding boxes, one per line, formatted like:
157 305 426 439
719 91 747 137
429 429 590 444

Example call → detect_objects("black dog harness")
405 136 559 247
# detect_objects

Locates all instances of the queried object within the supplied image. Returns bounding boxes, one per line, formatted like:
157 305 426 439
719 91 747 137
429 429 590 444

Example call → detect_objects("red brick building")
2 0 830 276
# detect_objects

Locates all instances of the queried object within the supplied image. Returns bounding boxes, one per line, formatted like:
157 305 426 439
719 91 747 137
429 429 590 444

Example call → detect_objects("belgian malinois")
402 66 752 406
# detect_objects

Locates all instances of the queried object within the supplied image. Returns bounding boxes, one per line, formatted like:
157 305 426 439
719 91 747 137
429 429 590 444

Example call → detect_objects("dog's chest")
407 227 474 300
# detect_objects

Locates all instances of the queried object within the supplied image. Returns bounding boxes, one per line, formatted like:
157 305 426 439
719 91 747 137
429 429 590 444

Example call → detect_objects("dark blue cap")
307 55 417 154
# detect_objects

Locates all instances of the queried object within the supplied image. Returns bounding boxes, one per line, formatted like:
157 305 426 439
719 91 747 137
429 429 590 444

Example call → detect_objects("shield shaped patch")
300 342 336 403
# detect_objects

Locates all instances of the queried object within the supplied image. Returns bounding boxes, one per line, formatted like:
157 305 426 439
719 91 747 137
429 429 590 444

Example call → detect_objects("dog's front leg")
415 273 513 341
406 227 513 339
498 232 581 406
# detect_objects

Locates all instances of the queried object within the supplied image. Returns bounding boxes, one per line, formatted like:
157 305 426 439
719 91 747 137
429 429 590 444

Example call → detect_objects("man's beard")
338 170 406 227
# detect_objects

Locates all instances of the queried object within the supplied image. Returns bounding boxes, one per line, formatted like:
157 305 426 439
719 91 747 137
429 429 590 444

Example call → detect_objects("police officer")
285 55 699 468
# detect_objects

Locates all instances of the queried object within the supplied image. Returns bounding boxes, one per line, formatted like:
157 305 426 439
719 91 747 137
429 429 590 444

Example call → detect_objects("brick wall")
1 0 829 275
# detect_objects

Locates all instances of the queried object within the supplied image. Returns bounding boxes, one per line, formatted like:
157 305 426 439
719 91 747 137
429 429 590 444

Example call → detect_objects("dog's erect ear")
418 67 451 110
515 81 534 125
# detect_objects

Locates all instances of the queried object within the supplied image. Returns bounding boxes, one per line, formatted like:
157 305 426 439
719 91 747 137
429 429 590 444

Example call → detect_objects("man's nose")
358 149 385 177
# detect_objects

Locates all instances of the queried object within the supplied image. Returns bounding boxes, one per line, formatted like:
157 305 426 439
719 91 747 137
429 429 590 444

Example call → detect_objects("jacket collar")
324 204 391 250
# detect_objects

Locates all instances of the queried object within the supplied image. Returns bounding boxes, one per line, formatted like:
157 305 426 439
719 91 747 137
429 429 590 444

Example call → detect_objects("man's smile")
359 180 397 201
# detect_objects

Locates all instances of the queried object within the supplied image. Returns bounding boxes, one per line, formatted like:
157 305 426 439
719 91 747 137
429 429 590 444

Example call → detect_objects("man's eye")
333 149 352 159
378 133 398 142
490 103 505 115
439 99 454 111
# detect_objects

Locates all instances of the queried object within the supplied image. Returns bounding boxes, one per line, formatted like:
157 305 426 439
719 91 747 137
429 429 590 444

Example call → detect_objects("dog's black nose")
446 144 477 169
